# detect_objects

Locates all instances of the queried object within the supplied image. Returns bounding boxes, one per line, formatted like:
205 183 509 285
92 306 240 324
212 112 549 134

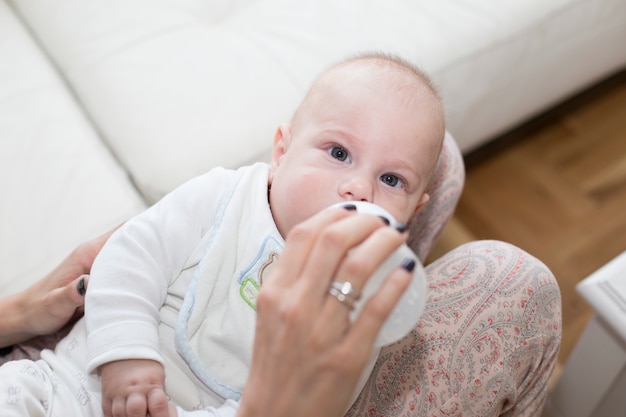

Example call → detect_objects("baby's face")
268 72 443 238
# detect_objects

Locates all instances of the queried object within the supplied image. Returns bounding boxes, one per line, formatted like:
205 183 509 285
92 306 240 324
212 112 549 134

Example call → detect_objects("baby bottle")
329 202 427 347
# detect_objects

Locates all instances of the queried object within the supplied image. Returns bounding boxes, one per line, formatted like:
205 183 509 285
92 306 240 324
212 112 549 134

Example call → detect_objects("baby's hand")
100 359 170 417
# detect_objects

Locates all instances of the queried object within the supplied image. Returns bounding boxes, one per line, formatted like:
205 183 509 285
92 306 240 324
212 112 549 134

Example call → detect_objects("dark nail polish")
395 222 408 233
77 276 87 296
343 204 357 211
378 215 390 226
401 258 416 272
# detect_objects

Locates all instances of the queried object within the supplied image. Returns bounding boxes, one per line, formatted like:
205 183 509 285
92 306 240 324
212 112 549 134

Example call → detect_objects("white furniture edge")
545 251 626 417
577 251 626 341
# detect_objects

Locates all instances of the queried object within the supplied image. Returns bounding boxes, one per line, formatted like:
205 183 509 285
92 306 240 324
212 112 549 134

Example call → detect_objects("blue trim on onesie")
175 172 243 401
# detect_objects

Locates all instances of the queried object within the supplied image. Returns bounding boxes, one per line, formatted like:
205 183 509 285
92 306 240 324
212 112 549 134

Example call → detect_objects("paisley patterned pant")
347 240 561 417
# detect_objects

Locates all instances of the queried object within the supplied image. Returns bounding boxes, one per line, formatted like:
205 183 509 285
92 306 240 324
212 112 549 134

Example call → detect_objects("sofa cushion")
10 0 626 203
0 1 146 294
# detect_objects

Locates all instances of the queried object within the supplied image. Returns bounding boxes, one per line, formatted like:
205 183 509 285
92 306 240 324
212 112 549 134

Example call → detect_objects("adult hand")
0 227 117 347
238 206 413 417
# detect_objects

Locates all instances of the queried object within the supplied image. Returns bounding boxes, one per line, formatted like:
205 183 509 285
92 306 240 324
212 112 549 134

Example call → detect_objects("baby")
0 52 444 417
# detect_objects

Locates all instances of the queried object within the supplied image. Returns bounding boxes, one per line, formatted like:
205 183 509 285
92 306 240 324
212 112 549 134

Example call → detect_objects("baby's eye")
380 174 403 188
329 146 349 162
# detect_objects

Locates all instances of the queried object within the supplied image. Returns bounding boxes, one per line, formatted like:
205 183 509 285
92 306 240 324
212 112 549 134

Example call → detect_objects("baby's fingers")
147 388 171 417
108 395 131 417
125 392 149 417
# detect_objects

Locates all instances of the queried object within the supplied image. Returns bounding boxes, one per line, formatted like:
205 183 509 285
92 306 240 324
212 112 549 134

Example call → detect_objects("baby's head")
268 52 445 237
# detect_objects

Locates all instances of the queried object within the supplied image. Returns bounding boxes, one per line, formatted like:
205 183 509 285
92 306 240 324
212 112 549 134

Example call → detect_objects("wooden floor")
429 69 626 370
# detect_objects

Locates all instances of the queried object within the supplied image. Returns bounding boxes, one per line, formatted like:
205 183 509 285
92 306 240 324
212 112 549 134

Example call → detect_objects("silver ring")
328 281 361 310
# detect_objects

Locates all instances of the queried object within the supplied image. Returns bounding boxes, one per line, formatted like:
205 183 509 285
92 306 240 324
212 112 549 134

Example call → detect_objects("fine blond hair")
290 52 445 139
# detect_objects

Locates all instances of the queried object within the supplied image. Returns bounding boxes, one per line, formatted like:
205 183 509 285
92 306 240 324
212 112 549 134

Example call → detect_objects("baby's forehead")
323 63 438 108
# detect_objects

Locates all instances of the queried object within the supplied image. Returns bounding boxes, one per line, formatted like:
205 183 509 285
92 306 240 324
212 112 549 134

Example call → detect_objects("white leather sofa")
2 0 626 297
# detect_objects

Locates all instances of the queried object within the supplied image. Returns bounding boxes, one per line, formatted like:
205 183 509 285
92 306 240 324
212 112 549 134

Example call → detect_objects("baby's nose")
339 175 374 202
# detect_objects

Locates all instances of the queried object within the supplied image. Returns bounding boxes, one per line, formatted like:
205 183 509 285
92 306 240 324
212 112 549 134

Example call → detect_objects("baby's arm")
100 359 171 417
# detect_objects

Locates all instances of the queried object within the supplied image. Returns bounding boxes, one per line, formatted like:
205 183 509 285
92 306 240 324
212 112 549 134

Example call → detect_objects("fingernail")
343 204 357 211
395 222 408 233
77 276 87 296
378 215 390 226
401 258 416 272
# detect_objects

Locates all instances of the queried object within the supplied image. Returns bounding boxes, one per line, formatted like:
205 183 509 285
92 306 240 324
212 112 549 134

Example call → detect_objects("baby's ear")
270 123 290 167
413 193 430 214
269 123 290 183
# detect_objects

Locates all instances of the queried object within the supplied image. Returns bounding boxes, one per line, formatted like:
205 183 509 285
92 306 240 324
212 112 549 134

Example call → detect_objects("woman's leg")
347 240 562 417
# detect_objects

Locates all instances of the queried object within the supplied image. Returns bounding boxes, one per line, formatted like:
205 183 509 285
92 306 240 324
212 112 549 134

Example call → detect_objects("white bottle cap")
329 202 427 347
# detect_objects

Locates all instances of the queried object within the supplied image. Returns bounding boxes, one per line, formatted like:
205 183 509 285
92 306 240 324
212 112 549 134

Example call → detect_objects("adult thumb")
67 274 89 306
